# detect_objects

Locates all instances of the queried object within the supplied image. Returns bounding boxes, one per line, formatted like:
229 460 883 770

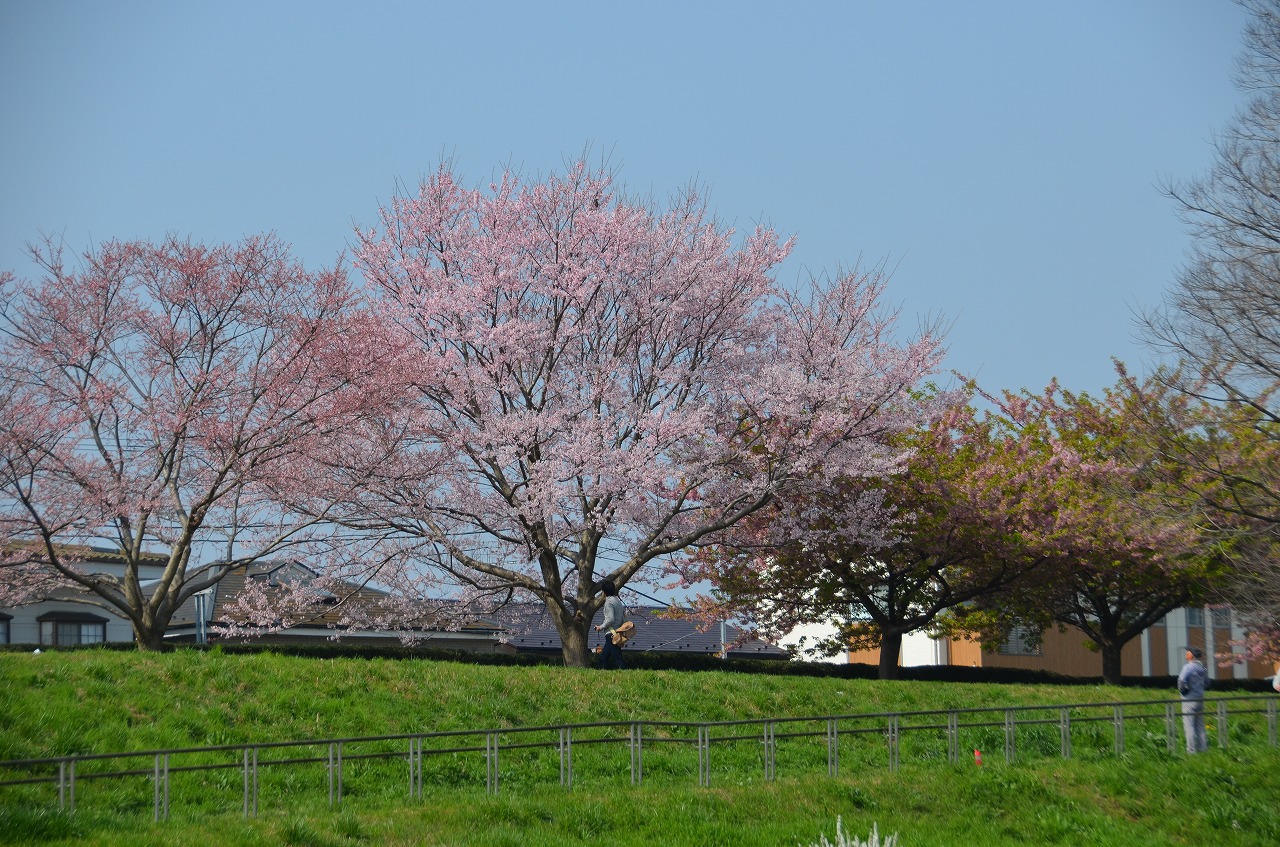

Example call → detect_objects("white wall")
779 622 848 663
0 558 166 645
900 631 947 667
5 601 136 644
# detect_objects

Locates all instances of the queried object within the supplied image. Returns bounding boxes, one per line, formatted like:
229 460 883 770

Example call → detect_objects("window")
997 627 1042 656
0 614 9 645
1211 607 1231 629
37 612 108 646
1187 607 1205 627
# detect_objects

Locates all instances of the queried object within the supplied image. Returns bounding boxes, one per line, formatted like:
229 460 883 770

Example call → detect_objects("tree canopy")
278 161 945 667
0 235 379 648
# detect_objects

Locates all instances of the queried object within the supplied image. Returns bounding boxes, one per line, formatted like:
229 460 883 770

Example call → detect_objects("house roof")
495 604 789 658
169 561 502 637
1 542 170 567
0 542 172 607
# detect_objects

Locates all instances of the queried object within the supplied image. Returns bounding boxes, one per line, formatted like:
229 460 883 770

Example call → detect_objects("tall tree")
974 377 1225 685
1121 367 1280 663
0 235 376 649
304 161 942 667
1144 0 1280 658
677 389 1080 680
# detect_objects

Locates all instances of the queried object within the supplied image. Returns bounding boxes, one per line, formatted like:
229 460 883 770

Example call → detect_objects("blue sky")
0 0 1252 397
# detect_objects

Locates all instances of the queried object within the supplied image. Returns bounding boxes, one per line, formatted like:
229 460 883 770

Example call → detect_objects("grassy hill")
1 648 1278 846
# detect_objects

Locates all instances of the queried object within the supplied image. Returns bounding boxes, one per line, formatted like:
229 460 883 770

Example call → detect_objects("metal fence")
2 694 1276 822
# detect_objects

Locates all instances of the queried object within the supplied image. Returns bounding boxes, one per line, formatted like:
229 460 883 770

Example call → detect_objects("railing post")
1059 708 1072 760
240 752 258 818
409 737 423 801
1112 706 1125 756
629 723 642 786
946 712 958 765
762 721 776 782
327 742 345 807
697 725 710 788
559 727 573 788
827 719 840 776
1004 710 1016 764
485 732 499 795
887 715 900 773
241 747 259 818
1268 699 1277 748
153 753 169 822
1216 701 1228 750
57 759 78 813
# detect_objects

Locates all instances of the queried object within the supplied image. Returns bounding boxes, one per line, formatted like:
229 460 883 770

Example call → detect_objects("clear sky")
0 0 1252 397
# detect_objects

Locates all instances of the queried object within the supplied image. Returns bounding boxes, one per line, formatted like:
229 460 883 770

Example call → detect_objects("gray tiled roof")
497 604 788 658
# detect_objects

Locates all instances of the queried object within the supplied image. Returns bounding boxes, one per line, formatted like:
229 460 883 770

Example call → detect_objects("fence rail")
3 694 1276 822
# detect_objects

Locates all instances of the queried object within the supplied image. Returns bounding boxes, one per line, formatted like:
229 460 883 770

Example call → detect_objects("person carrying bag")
593 581 628 670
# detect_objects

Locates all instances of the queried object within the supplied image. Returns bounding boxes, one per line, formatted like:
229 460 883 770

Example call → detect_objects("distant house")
1 551 789 659
496 604 789 660
0 552 505 651
166 560 506 652
848 606 1275 681
0 545 171 647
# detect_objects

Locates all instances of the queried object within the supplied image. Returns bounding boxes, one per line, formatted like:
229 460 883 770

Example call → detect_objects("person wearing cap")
1177 645 1209 753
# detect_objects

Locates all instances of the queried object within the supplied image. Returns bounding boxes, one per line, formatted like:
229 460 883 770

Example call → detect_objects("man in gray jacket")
594 581 627 670
1177 646 1209 753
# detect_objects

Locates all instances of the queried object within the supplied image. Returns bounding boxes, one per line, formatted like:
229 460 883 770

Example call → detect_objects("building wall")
843 608 1274 680
5 601 135 645
0 558 165 646
975 626 1144 677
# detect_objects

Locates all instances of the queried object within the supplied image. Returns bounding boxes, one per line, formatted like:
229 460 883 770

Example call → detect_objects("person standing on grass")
1177 646 1209 754
594 581 627 670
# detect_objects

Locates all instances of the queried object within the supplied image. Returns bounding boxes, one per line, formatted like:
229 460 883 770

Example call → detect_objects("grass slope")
1 649 1277 846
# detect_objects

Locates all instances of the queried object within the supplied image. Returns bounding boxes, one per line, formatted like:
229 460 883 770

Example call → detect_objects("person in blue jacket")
1177 646 1209 754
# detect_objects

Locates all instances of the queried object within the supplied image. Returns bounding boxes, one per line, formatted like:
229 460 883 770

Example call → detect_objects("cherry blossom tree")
677 388 1081 680
0 235 380 649
685 377 1217 683
326 161 942 667
972 376 1225 685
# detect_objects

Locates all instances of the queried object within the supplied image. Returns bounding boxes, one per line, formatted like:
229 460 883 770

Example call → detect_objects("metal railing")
2 694 1275 822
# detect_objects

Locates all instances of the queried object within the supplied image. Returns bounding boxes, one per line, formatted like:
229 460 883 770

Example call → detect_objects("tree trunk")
132 622 169 651
560 625 591 668
131 603 175 651
878 630 904 680
541 587 596 668
1099 640 1124 686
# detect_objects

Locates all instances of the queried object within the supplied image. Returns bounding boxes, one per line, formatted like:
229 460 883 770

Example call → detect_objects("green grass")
1 649 1278 846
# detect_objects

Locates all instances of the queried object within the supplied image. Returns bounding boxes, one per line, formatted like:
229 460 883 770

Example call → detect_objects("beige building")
849 606 1275 681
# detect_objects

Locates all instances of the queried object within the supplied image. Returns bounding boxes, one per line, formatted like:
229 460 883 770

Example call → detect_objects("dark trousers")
598 638 625 669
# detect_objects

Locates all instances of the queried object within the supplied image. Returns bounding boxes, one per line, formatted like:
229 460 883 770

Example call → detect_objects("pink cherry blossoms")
334 161 943 666
0 235 382 648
